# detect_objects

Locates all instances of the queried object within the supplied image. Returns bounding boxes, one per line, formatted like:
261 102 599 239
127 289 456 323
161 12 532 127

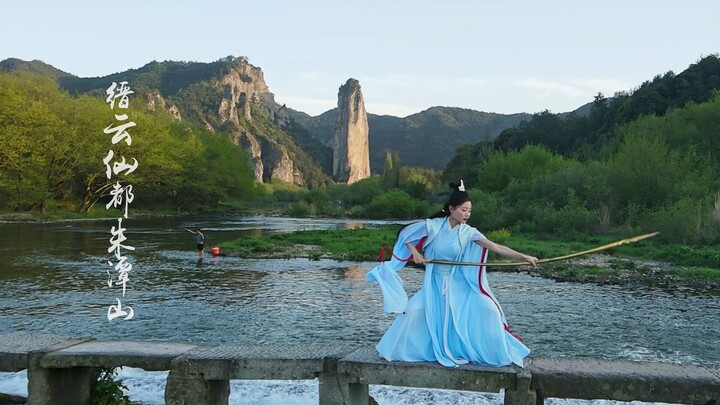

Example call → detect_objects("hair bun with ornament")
449 180 466 192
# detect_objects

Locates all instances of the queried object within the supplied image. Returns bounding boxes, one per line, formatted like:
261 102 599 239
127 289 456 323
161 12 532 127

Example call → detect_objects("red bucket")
211 247 220 256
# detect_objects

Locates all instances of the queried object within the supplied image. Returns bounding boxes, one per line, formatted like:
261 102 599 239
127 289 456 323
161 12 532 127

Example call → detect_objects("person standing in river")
186 228 205 259
367 180 539 368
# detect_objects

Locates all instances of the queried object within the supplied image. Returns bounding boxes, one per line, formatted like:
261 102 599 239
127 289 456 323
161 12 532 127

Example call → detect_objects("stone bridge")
0 333 717 405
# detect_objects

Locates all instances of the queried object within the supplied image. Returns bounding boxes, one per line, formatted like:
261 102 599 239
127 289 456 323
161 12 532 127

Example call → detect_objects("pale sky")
2 0 718 117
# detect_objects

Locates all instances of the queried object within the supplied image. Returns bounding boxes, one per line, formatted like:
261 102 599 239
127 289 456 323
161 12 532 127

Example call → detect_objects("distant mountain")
560 101 594 118
290 106 532 171
0 58 72 79
493 54 720 156
1 56 598 179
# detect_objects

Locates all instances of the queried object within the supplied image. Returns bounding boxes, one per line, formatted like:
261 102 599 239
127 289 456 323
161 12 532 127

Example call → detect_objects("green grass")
220 227 632 264
222 237 278 257
221 226 402 262
668 267 720 280
220 227 720 287
218 227 690 265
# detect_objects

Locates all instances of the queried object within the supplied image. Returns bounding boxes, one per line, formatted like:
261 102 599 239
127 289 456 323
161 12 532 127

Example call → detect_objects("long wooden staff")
427 232 659 267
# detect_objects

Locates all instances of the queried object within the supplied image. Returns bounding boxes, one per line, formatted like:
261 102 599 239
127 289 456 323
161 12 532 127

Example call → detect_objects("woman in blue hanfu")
368 181 538 368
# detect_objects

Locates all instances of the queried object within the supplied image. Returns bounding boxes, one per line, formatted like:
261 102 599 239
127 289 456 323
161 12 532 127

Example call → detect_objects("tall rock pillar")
333 78 370 183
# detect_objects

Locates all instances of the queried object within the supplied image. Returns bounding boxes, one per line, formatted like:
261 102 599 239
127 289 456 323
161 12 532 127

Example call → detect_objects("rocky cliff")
179 57 328 187
333 79 370 183
215 58 298 184
7 56 331 187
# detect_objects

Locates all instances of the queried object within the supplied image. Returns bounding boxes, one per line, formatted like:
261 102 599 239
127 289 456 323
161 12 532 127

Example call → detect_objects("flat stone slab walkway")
527 357 720 403
0 333 716 405
40 340 199 371
0 333 86 371
174 343 356 380
338 345 518 392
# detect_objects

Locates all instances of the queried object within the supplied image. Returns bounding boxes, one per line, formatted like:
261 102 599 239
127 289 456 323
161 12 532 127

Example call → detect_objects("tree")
380 151 394 191
441 142 494 188
609 130 680 209
0 73 84 211
391 152 401 188
475 145 567 193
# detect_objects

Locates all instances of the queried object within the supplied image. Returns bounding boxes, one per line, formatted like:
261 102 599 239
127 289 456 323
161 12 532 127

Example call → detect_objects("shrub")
91 367 130 405
343 176 382 207
651 197 720 244
486 228 512 242
466 189 507 230
285 201 313 217
527 195 597 235
363 189 425 219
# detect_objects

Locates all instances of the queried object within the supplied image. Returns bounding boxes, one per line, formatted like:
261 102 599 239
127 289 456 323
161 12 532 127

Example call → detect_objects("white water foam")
617 344 703 365
0 367 678 405
0 370 26 397
0 368 495 404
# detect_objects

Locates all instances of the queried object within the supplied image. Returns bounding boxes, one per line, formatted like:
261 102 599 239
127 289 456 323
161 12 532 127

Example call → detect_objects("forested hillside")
0 72 260 212
0 57 333 188
492 55 720 156
442 55 720 245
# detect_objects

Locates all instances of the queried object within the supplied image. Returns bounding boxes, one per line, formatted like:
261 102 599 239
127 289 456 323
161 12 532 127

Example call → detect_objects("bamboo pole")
427 232 659 267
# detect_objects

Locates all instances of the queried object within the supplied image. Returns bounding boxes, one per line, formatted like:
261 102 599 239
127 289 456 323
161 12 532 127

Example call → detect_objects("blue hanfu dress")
367 217 530 368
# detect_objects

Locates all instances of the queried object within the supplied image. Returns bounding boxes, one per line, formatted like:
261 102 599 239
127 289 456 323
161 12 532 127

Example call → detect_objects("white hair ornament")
458 180 465 192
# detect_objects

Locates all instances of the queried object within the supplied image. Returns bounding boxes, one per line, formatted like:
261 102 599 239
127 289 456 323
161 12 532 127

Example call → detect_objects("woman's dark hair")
428 182 471 219
393 181 471 240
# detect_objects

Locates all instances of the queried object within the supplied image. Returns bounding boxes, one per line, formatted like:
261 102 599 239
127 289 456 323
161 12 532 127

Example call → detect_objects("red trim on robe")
476 247 524 341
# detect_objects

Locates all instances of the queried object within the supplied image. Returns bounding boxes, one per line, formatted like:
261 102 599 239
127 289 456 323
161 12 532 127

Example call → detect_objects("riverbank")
525 254 720 292
0 209 180 223
219 227 720 292
3 211 718 292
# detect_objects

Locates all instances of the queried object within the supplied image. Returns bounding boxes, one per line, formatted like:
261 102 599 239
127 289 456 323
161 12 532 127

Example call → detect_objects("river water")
0 215 718 404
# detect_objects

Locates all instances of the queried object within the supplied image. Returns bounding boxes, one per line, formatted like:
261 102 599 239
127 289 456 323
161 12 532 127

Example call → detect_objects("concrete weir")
0 333 718 405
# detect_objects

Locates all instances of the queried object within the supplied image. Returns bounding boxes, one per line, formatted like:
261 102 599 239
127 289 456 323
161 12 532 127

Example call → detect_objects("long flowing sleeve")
367 221 427 313
375 220 530 368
